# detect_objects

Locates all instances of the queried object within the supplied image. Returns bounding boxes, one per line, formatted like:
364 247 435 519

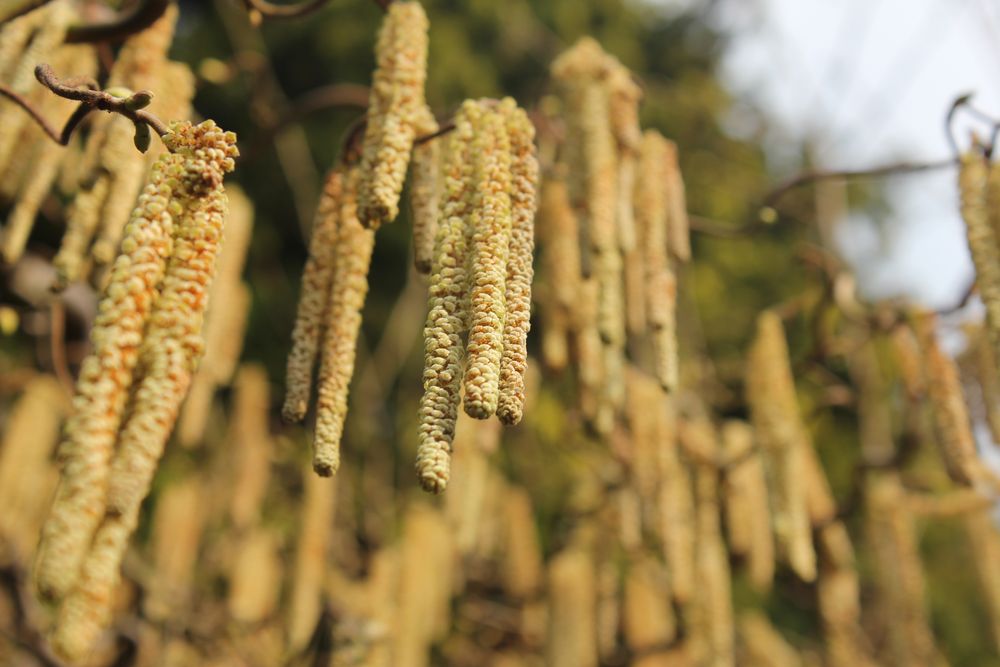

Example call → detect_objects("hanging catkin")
546 547 599 667
636 130 679 390
500 486 543 599
410 107 440 274
738 613 802 667
357 1 429 228
960 149 1000 366
416 100 479 493
228 528 283 623
0 376 67 559
49 120 237 661
963 507 1000 654
288 471 336 651
865 472 938 667
687 419 734 667
623 555 677 667
746 311 816 582
462 104 513 419
496 99 538 425
607 62 642 254
313 166 376 476
916 314 989 486
283 169 343 423
721 420 775 593
664 138 691 263
227 364 273 530
35 137 183 603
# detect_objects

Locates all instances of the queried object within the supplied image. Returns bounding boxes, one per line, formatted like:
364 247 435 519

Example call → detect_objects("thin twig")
241 0 331 19
413 121 455 146
64 0 171 44
762 157 958 209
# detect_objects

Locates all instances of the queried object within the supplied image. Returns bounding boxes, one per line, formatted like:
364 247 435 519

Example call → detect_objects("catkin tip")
312 458 338 477
282 401 307 424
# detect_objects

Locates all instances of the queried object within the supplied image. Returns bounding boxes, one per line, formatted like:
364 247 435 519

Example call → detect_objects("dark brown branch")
414 121 455 146
762 157 958 209
241 0 331 19
35 64 169 136
64 0 171 44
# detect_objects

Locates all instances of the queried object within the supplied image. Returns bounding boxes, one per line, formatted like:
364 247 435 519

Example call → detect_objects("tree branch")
64 0 172 44
0 0 50 23
241 0 331 19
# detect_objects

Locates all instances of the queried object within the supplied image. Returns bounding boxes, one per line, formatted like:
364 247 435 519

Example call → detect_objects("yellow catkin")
177 186 253 446
721 420 775 593
416 100 479 493
1 45 94 263
0 376 67 560
35 135 184 604
143 477 207 621
500 486 543 599
800 439 837 527
54 175 110 286
746 311 816 582
865 472 937 667
972 326 1000 447
393 504 453 667
313 167 376 476
687 419 734 667
496 99 538 425
654 399 694 606
848 338 895 466
90 7 180 266
0 0 73 176
546 547 598 667
227 528 283 624
287 471 337 651
890 322 926 402
636 131 680 390
738 612 802 667
0 10 39 83
538 177 582 310
410 107 440 274
463 105 513 419
917 315 986 486
664 139 691 263
596 555 621 662
607 62 642 254
816 522 874 667
357 1 429 228
960 150 1000 367
227 364 273 529
49 121 237 661
623 555 677 667
964 507 1000 654
283 169 343 423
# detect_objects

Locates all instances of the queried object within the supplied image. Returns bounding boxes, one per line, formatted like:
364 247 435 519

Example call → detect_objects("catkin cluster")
415 97 538 494
0 1 94 264
357 1 430 228
31 120 238 662
283 166 376 477
54 6 195 287
539 38 691 437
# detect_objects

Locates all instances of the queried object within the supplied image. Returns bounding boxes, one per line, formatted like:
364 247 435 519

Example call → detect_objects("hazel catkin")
313 167 376 476
357 1 429 228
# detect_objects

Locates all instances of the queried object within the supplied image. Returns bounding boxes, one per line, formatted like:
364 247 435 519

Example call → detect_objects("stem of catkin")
283 169 344 423
313 167 376 476
357 1 429 228
416 100 479 493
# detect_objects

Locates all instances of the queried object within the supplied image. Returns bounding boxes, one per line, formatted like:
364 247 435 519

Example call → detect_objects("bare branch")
241 0 331 19
64 0 172 44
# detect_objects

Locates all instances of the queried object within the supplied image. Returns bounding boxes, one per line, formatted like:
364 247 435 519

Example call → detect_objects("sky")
654 0 1000 310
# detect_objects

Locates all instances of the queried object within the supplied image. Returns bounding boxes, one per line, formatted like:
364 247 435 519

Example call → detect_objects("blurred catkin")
0 376 67 559
228 528 283 623
284 169 343 423
416 100 479 493
496 99 538 425
227 365 273 529
410 107 440 274
917 315 988 486
144 477 207 621
313 167 376 476
746 311 816 582
287 470 337 651
960 150 1000 367
738 613 802 667
964 507 1000 654
546 547 598 667
623 555 677 667
721 420 775 592
357 1 429 228
500 486 543 599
